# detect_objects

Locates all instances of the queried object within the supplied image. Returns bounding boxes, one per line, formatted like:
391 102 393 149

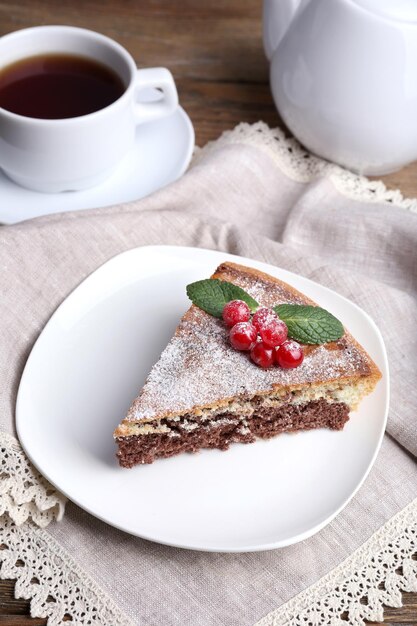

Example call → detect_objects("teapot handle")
263 0 303 60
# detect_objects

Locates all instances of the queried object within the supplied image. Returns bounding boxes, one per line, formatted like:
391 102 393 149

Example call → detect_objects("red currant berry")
252 307 278 332
222 300 251 326
259 319 288 348
275 340 304 369
229 322 257 351
250 341 274 368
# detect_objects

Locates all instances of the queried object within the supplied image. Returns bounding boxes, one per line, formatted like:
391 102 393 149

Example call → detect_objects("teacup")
0 26 179 192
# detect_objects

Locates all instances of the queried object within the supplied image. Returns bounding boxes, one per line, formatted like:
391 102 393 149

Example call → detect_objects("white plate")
16 246 389 552
0 98 194 224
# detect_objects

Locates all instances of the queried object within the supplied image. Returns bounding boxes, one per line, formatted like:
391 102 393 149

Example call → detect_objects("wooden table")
0 1 416 624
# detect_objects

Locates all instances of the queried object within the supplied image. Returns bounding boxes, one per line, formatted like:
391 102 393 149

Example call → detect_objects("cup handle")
133 67 178 124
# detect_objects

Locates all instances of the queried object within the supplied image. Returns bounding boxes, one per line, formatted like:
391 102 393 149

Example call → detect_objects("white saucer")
0 105 194 225
16 246 389 552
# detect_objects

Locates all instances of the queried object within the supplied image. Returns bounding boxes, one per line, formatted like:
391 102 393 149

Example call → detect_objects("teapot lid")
351 0 417 23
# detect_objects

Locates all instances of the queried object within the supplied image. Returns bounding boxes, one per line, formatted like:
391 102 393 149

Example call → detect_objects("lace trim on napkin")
255 497 417 626
0 432 66 527
193 122 417 213
0 514 134 626
0 499 416 626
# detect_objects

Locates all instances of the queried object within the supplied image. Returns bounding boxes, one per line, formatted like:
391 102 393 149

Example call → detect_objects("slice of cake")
114 262 381 468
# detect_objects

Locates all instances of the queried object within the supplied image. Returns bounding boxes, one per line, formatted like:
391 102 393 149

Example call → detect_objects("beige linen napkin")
1 122 417 626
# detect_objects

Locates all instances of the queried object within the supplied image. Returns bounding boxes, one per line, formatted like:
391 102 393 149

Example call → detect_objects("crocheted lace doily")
0 514 134 626
1 432 65 528
256 497 417 626
1 122 416 625
0 491 416 625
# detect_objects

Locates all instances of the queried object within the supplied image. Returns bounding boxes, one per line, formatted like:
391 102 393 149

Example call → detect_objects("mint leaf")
274 304 344 344
187 279 259 318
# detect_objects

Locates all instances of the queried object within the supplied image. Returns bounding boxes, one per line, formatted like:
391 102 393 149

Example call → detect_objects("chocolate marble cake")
114 262 381 468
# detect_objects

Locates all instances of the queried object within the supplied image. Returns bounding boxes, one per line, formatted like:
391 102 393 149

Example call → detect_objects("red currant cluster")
222 300 304 369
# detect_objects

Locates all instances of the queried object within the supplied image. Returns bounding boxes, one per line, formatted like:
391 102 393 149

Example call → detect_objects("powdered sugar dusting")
126 264 373 422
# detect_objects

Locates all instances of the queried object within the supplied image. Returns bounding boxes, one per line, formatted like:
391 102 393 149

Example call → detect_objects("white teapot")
263 0 417 175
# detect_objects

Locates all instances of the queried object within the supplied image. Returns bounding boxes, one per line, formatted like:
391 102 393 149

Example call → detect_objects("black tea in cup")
0 53 125 119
